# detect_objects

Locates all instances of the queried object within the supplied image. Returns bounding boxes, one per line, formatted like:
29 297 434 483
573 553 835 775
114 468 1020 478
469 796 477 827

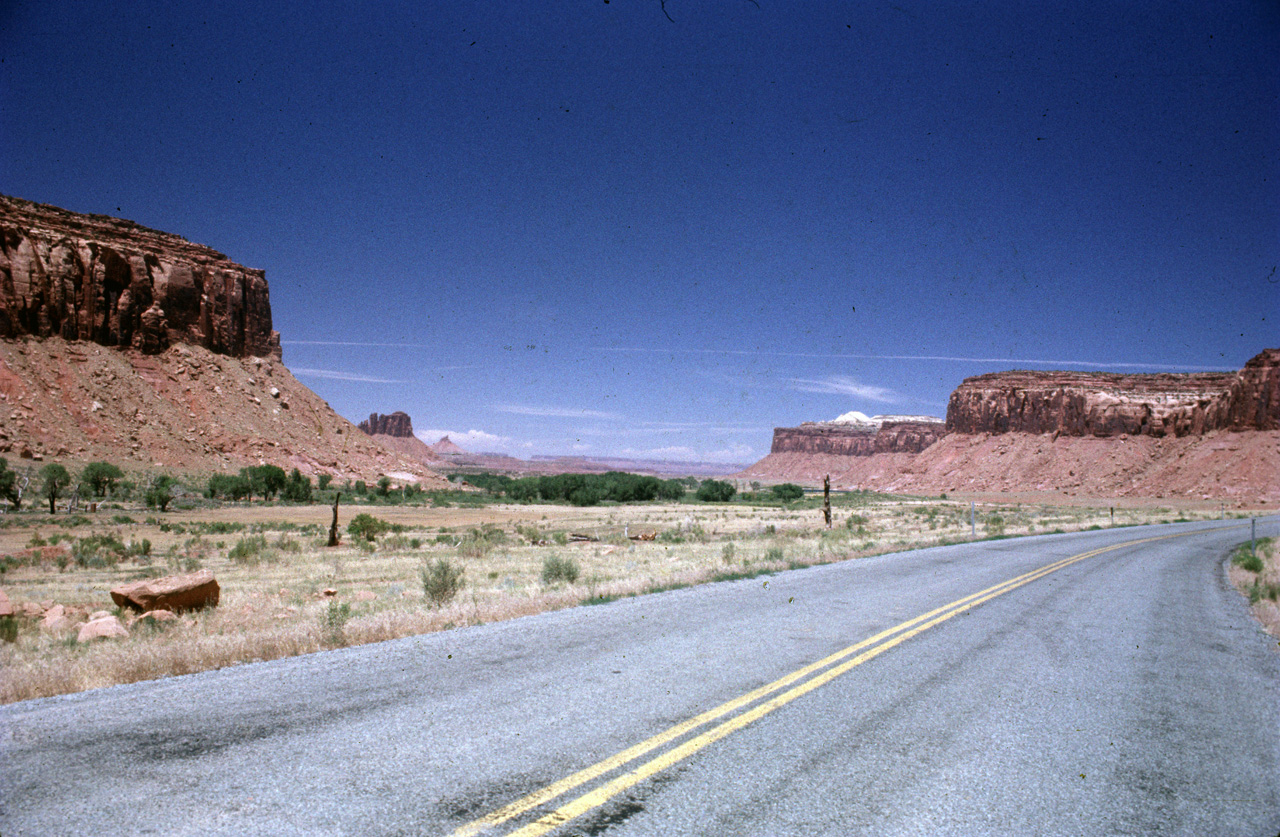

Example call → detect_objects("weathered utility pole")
822 475 832 529
327 492 342 547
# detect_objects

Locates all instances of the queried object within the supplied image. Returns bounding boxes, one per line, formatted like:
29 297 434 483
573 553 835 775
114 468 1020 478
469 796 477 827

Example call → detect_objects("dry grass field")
0 493 1231 704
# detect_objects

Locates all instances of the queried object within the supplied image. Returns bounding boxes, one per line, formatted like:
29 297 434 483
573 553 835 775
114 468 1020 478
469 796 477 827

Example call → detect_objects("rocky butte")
358 411 415 438
0 194 280 359
357 411 441 465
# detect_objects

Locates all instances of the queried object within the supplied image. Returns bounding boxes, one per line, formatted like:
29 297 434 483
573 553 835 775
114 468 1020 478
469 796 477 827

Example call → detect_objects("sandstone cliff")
945 350 1278 437
0 194 279 359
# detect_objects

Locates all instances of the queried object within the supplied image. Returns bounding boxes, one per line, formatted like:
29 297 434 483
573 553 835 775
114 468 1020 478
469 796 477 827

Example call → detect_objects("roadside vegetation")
1228 537 1280 642
0 464 1246 704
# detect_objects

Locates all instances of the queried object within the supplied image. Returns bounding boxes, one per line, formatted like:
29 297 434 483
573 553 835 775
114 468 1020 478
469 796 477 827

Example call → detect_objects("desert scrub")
541 554 580 585
422 558 465 606
459 524 506 558
1232 542 1266 574
322 600 353 645
229 534 272 565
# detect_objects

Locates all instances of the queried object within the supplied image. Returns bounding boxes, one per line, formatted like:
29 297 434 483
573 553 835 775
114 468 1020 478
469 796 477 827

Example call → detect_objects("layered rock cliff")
0 194 280 359
945 349 1279 437
770 416 946 456
358 411 415 438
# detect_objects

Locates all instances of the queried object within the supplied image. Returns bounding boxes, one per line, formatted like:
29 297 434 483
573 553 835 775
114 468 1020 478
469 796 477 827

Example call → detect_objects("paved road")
3 520 1278 836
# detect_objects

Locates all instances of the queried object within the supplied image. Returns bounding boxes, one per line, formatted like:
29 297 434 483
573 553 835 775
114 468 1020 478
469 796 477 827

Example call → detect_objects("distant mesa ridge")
358 411 414 438
945 350 1279 437
771 416 946 456
0 193 280 360
770 351 1278 459
747 350 1279 501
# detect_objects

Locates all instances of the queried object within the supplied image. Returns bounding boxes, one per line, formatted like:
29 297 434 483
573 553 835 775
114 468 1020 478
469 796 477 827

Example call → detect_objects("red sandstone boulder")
0 588 12 618
77 615 129 642
110 570 220 613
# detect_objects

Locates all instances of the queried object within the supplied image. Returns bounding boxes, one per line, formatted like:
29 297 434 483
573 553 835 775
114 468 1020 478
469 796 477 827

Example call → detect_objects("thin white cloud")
789 376 904 404
291 368 405 384
497 405 625 420
285 340 433 348
600 347 1234 372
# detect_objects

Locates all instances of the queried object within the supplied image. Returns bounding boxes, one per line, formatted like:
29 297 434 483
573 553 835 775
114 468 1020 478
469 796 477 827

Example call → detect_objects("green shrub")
1233 547 1265 574
322 600 352 645
770 483 805 502
541 554 581 585
229 534 271 564
696 479 736 502
348 513 393 542
721 543 736 564
0 615 17 643
72 534 129 568
765 546 786 563
422 558 465 606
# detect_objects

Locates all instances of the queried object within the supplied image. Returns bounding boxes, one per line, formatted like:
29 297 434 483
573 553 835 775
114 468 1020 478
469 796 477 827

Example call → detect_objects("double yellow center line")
451 529 1204 837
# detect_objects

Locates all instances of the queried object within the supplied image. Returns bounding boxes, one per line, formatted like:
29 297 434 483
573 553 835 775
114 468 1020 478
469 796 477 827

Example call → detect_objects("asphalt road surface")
3 519 1279 836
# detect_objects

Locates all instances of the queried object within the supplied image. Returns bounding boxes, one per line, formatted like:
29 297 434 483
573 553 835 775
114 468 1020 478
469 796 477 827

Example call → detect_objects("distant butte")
430 435 467 455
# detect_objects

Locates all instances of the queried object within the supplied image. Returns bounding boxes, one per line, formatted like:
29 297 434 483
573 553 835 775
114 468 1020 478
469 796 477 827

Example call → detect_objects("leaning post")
328 492 342 547
823 475 832 529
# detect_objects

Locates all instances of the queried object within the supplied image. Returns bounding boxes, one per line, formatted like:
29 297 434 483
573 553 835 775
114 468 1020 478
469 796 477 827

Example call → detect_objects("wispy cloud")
285 340 433 348
291 368 405 384
497 405 625 420
600 347 1234 372
789 376 904 404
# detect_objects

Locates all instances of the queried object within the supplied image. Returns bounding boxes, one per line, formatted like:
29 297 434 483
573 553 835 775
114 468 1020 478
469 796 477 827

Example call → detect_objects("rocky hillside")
0 196 446 484
0 194 278 359
741 351 1280 504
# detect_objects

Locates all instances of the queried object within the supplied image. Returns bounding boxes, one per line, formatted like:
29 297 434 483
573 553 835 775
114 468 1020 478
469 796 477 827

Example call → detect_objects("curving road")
3 520 1279 835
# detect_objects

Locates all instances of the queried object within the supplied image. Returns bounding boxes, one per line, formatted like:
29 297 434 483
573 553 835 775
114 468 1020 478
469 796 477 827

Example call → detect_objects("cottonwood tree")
39 464 71 514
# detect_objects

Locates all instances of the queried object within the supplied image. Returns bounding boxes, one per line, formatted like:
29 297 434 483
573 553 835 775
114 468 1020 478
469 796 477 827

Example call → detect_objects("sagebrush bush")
541 554 580 585
229 534 271 565
422 558 465 606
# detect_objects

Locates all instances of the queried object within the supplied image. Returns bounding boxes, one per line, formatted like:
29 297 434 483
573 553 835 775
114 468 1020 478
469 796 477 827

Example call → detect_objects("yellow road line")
454 528 1212 837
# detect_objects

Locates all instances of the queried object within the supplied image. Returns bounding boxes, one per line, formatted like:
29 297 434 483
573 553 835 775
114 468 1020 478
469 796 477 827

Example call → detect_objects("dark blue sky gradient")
3 1 1276 461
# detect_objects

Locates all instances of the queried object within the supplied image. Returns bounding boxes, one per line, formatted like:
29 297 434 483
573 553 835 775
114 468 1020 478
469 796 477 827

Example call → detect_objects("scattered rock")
0 588 12 618
128 609 177 628
322 588 338 597
110 570 220 613
77 615 129 642
354 590 377 602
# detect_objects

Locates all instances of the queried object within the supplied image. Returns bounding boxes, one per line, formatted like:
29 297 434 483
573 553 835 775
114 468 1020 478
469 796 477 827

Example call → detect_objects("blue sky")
3 1 1277 462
